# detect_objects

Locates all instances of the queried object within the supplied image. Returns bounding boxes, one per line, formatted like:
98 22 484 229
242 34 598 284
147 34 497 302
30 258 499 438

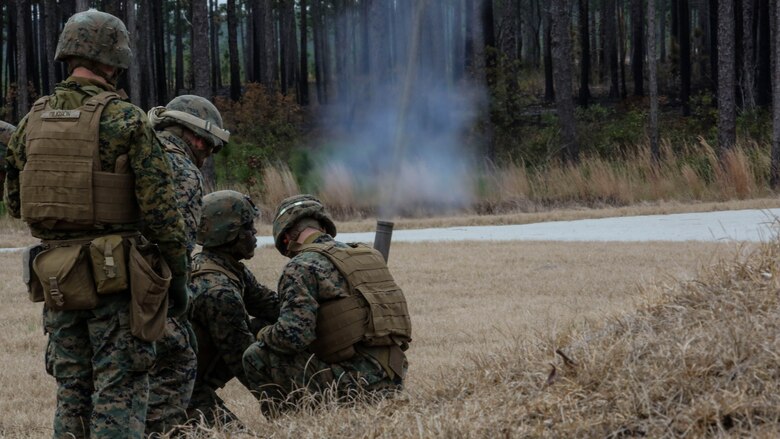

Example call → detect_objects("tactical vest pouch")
89 235 129 294
34 244 98 310
309 295 368 363
128 242 171 342
23 244 45 302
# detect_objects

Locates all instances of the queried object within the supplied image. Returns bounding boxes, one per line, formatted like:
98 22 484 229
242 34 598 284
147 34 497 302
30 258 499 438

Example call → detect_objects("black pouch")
22 244 45 302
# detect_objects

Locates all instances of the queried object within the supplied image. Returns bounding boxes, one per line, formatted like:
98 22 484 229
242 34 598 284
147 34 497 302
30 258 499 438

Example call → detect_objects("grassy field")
0 236 742 437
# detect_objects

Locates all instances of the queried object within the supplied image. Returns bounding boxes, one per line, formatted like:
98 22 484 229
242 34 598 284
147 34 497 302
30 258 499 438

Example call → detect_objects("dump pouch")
23 244 45 302
33 244 98 310
128 242 171 342
89 235 129 294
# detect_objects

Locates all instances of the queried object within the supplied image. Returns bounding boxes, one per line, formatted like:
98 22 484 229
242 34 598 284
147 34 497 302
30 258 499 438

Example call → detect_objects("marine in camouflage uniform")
187 190 279 425
0 120 16 197
144 96 230 435
4 10 188 439
242 195 410 417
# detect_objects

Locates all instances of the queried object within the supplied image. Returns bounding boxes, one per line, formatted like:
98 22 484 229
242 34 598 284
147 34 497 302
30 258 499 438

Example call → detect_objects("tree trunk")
126 0 141 106
679 0 691 115
15 0 30 116
551 0 579 163
742 0 756 109
262 1 277 90
299 0 310 105
175 0 184 93
464 0 475 76
213 0 223 91
717 0 736 152
755 0 771 106
709 0 718 89
191 0 211 99
227 0 241 100
648 0 660 162
44 0 58 93
152 0 167 105
660 0 667 62
480 0 497 89
605 0 619 98
770 0 780 186
618 3 628 98
453 0 465 81
75 0 89 12
0 0 5 106
544 7 554 102
312 0 326 104
578 0 591 106
632 0 645 96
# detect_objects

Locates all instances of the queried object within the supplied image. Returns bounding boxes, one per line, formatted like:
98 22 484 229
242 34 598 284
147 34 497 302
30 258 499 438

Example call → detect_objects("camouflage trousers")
44 295 155 439
187 356 245 427
242 341 396 415
145 317 197 435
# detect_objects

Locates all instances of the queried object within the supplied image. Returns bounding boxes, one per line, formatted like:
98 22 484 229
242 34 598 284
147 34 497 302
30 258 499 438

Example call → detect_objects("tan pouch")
128 242 171 342
89 235 129 294
34 245 98 310
22 244 45 302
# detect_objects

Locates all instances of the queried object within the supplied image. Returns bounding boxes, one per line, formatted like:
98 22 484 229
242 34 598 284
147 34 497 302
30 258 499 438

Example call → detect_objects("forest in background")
2 0 780 217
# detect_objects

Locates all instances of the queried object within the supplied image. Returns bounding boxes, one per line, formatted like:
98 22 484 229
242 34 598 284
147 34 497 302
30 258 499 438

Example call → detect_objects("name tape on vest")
41 110 81 120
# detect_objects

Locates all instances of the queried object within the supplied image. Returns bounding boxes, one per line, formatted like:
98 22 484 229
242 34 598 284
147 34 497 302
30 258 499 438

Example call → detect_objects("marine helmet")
55 9 132 69
148 95 230 153
272 194 337 255
197 190 259 248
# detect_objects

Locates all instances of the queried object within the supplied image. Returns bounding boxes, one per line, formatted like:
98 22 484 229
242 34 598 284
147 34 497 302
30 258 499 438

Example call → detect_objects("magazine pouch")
89 235 129 294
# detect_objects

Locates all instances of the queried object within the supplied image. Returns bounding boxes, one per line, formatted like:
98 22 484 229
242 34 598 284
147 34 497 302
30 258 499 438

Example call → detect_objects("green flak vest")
297 242 412 364
20 91 140 230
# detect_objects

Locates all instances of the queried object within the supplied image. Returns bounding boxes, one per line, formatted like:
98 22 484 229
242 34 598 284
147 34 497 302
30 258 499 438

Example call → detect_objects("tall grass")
250 138 774 219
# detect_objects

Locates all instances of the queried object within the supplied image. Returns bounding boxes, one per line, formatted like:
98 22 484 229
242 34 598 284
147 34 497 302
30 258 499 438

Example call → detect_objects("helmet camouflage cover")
148 95 230 153
197 190 259 247
272 194 337 255
55 9 132 69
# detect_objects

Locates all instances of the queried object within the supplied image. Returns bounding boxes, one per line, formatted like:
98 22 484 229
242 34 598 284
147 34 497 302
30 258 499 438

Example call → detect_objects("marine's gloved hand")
168 274 190 318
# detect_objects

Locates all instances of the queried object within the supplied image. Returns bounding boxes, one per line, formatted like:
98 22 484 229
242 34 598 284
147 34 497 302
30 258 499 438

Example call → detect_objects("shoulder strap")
192 260 242 285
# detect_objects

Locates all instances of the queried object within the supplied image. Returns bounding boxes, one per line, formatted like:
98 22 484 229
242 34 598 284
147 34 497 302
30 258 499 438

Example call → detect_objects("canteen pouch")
128 242 171 342
89 235 129 294
23 244 45 302
34 245 98 310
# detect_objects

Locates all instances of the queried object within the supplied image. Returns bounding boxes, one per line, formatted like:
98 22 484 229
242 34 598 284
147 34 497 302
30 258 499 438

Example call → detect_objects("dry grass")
0 239 742 437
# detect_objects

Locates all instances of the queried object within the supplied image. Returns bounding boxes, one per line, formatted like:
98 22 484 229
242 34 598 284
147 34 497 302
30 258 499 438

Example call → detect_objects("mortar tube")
373 220 395 262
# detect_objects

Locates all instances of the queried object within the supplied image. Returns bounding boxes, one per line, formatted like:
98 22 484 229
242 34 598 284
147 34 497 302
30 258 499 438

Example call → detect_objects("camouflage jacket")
189 249 279 384
0 120 16 195
257 234 356 355
156 129 204 257
4 76 188 275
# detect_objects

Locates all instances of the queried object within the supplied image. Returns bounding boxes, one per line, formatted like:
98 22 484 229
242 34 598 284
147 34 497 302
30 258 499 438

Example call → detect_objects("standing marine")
187 190 279 425
143 96 230 434
4 9 188 438
0 120 16 197
242 194 411 417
